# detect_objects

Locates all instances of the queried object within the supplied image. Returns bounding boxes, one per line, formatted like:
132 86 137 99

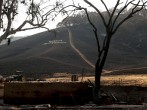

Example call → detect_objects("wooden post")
71 75 78 81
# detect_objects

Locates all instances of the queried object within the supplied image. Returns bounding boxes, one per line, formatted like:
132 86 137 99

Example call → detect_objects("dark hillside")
0 12 147 76
68 24 98 64
65 13 147 71
0 28 94 76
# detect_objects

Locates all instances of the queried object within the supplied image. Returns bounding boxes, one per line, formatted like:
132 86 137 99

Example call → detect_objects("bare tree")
61 0 147 104
0 0 63 43
82 0 147 104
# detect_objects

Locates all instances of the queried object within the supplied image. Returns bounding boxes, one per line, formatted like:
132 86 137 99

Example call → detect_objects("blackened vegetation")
4 82 93 105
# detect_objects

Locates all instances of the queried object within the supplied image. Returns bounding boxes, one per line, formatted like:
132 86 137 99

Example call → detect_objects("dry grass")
101 74 147 87
45 74 147 87
45 75 94 82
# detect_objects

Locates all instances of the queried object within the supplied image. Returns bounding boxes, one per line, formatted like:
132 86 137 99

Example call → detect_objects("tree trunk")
93 35 111 105
93 61 102 104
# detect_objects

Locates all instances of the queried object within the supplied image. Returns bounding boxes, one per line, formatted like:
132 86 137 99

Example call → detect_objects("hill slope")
0 14 147 76
0 28 94 76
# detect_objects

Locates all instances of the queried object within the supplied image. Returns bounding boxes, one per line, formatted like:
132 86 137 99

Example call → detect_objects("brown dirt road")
68 29 95 68
68 29 112 74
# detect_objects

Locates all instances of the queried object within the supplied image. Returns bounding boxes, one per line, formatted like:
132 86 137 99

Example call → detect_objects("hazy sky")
11 0 127 37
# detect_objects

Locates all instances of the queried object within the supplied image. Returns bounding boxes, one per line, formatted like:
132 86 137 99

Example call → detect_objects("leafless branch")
131 0 147 6
100 0 110 17
107 0 120 29
84 8 101 53
112 0 147 34
111 0 136 34
0 0 63 43
84 0 107 27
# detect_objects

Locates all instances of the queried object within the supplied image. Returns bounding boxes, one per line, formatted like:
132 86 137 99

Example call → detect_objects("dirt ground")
45 74 147 104
45 74 147 87
1 74 147 97
0 84 4 98
1 74 147 109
